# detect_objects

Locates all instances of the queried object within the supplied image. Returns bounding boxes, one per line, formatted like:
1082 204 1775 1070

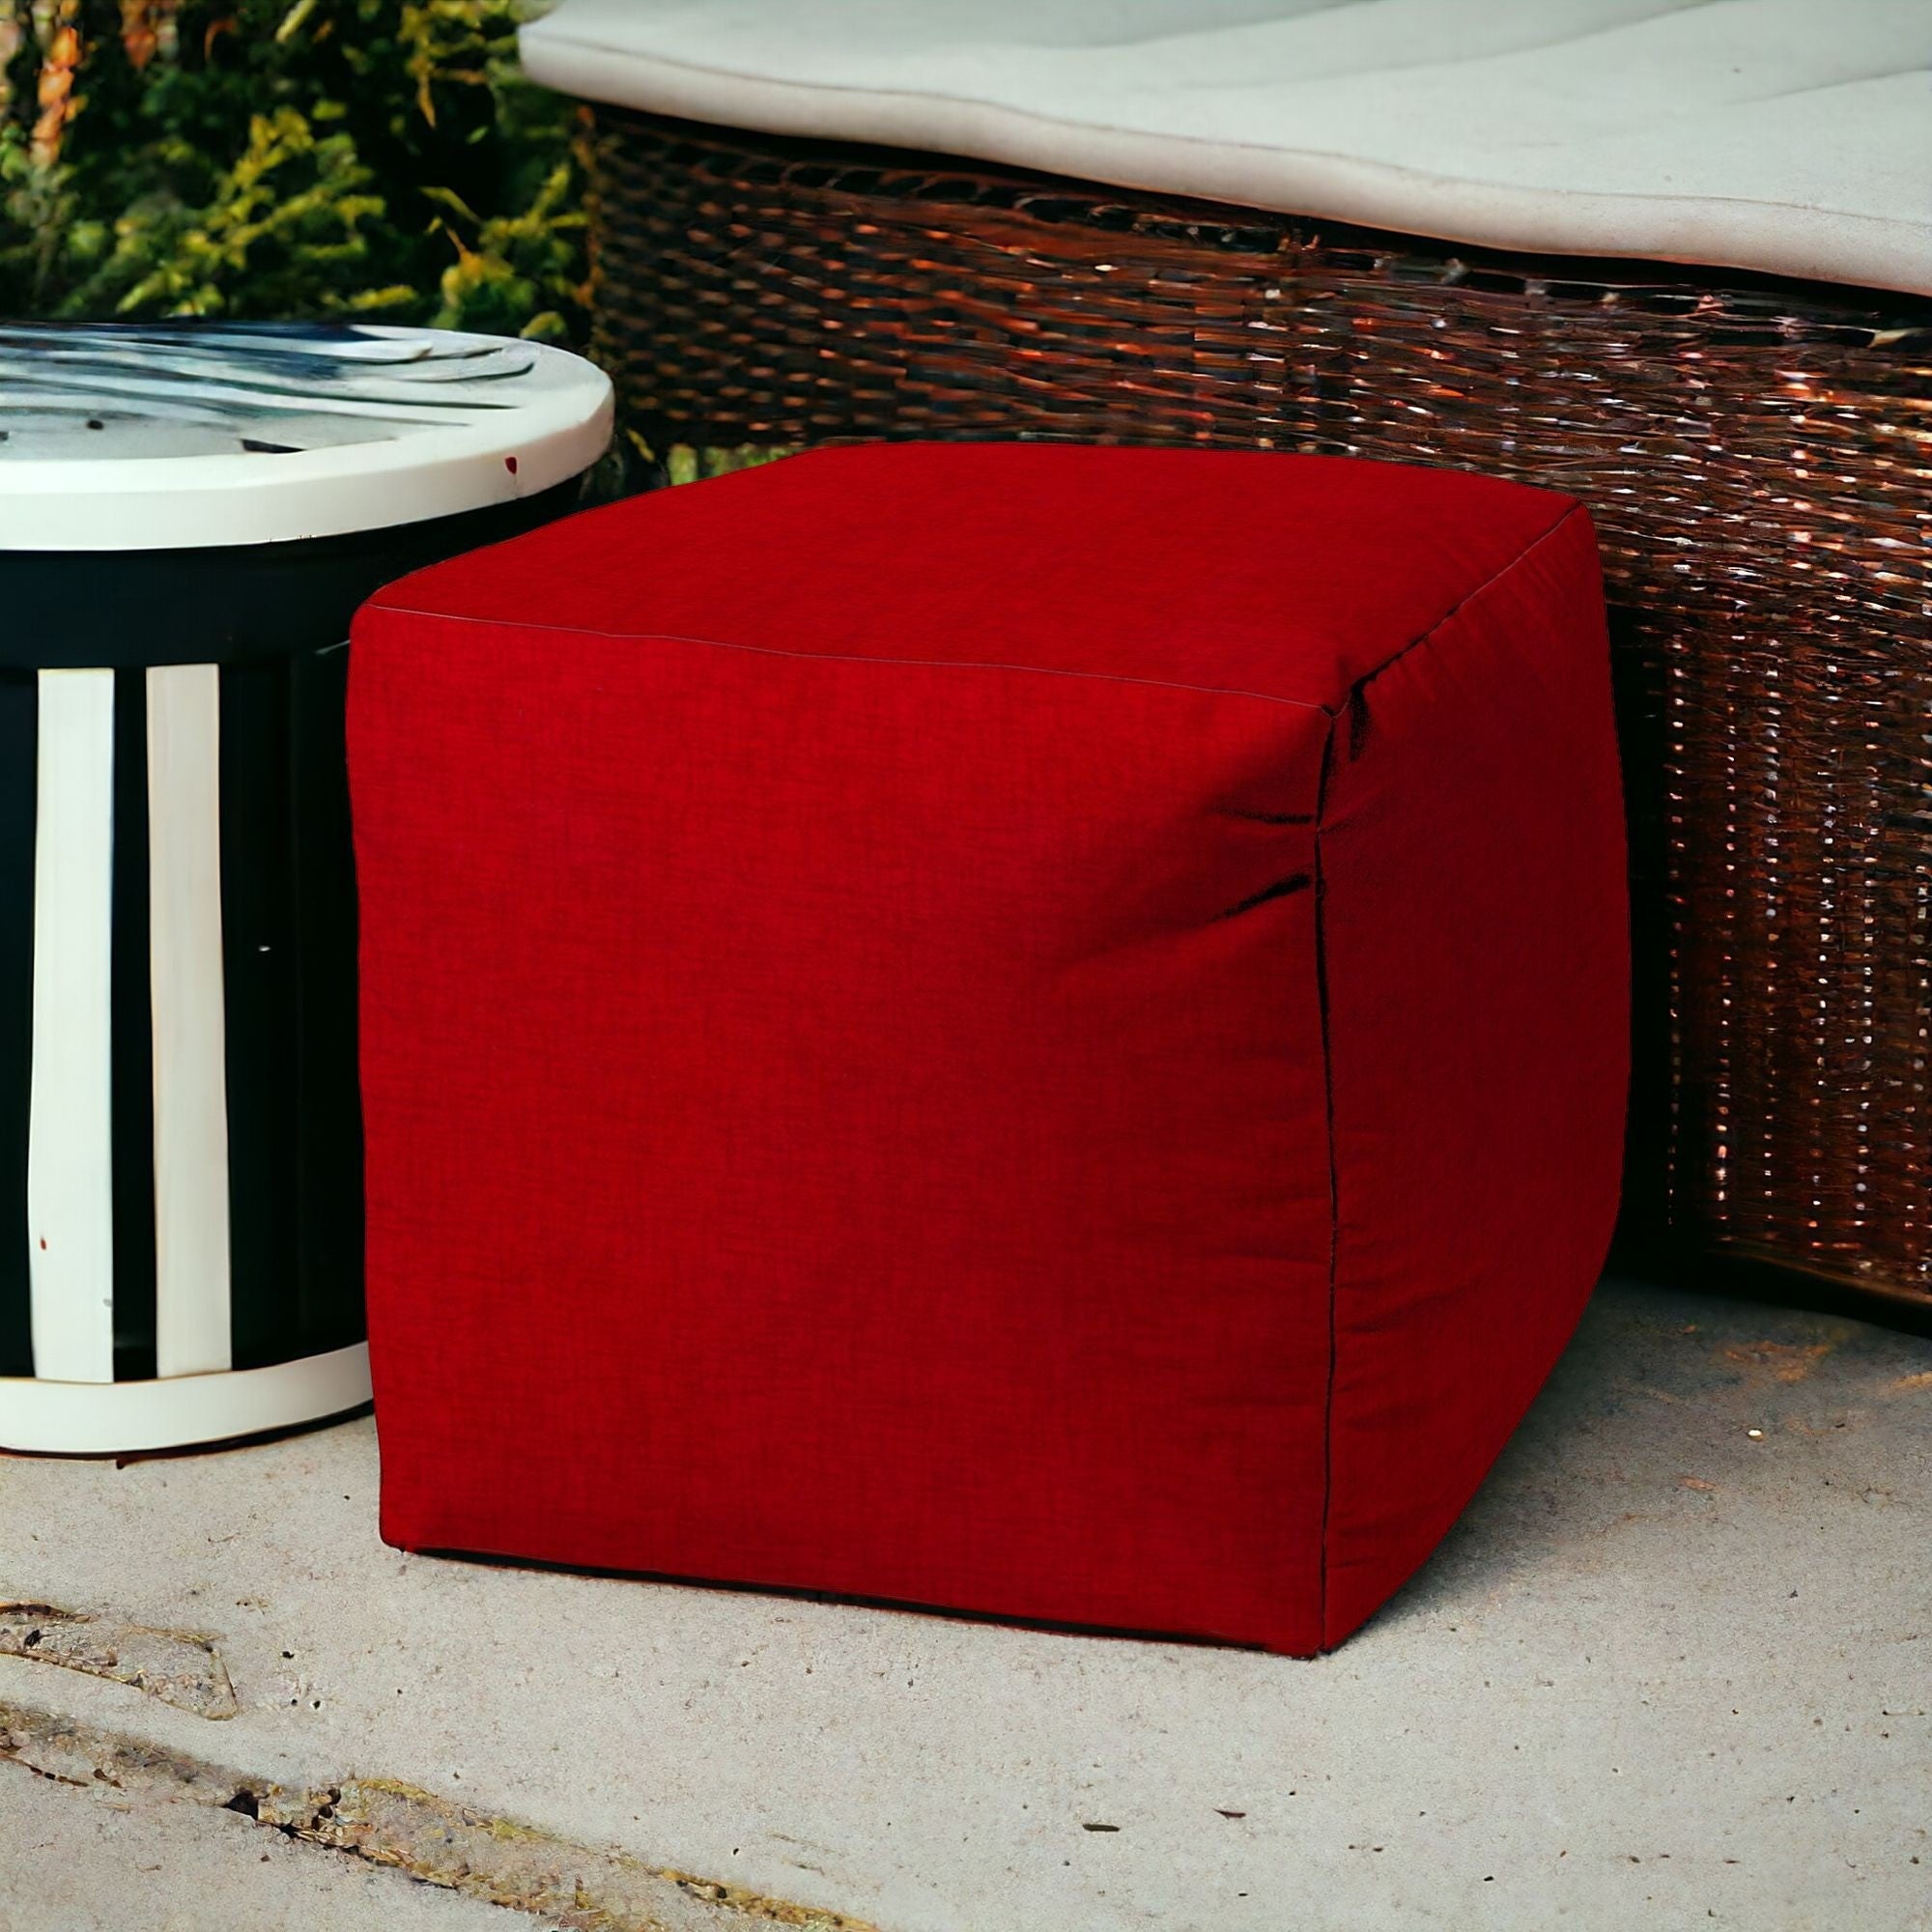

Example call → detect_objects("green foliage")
659 442 793 487
0 0 586 339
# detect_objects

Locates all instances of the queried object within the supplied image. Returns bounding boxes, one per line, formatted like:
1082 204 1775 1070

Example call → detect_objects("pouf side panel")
1319 507 1628 1650
349 607 1338 1650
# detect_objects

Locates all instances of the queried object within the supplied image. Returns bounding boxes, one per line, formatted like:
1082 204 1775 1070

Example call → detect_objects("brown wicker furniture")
582 109 1932 1317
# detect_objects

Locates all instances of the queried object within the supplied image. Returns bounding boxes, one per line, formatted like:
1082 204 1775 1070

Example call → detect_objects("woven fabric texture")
350 443 1628 1653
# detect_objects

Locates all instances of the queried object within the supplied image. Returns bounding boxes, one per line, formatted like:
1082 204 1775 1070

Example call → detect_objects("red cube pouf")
350 444 1627 1656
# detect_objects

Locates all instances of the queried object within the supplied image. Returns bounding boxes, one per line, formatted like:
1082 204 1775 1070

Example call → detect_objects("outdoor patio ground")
3 1275 1928 1932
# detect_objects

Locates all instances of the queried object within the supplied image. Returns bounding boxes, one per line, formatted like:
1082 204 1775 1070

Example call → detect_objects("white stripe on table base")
147 664 233 1378
27 669 117 1383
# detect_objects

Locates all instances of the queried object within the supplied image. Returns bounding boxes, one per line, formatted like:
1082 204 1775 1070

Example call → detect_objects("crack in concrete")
0 1602 238 1719
0 1700 879 1931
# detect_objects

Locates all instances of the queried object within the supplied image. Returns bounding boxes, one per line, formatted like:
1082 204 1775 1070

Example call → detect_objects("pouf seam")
1346 501 1583 704
357 605 1344 717
363 504 1582 722
1312 706 1342 1656
1313 497 1584 1653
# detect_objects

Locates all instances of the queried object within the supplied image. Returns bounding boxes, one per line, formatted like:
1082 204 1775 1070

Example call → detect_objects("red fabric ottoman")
350 443 1627 1656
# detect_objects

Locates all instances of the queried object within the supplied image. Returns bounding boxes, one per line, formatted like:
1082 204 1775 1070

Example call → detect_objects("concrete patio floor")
2 1276 1928 1932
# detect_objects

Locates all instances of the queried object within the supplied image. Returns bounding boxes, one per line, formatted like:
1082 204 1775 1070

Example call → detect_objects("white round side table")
0 322 611 1454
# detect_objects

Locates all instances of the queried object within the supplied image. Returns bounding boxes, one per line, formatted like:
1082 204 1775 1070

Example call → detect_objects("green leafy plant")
0 0 587 340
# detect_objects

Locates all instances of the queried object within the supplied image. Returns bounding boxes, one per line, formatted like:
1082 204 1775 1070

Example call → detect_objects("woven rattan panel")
590 109 1932 1311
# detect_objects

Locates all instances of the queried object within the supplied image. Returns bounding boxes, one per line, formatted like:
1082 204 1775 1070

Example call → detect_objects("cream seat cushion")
523 0 1932 296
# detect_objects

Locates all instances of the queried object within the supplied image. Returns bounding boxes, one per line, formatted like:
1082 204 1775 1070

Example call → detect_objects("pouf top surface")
523 0 1932 297
379 442 1579 717
0 322 612 553
351 433 1626 1656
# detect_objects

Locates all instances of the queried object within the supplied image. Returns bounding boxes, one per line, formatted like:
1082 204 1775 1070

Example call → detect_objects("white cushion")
523 0 1932 296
